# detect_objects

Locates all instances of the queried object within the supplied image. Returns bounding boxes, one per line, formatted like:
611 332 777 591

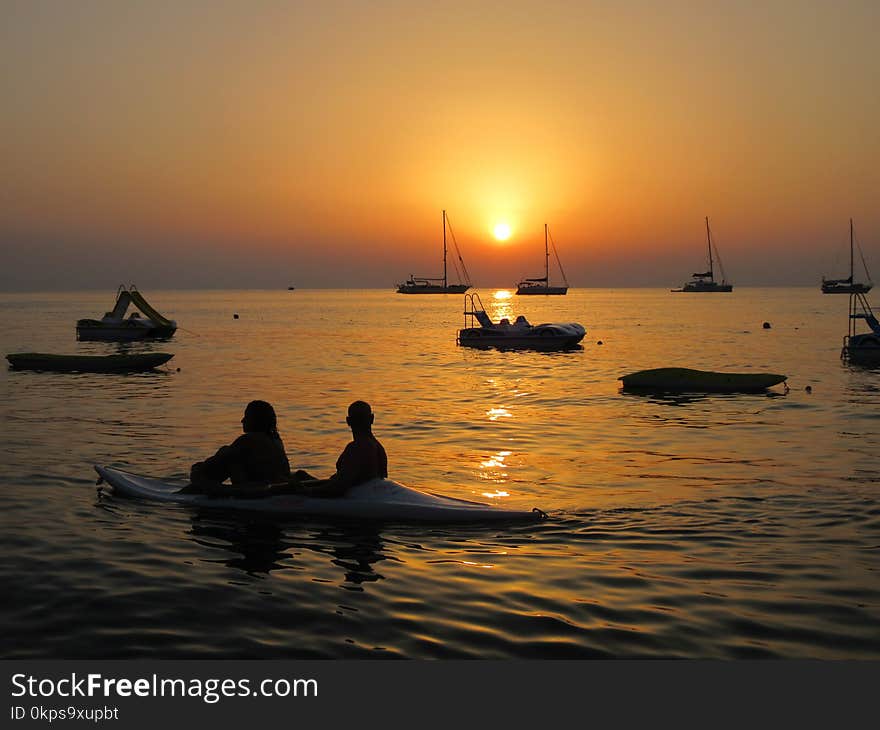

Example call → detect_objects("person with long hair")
184 400 291 494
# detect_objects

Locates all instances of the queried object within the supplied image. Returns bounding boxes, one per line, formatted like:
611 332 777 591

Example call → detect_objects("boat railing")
843 292 880 359
849 292 879 333
463 292 492 329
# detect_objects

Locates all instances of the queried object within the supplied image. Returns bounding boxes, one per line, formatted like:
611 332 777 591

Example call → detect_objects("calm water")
2 288 879 658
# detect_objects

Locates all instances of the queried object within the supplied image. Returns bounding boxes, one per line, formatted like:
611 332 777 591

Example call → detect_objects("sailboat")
672 217 733 292
822 219 872 294
397 210 472 294
516 224 569 295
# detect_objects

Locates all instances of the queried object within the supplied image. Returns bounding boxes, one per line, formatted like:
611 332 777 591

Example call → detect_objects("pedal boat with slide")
457 293 585 351
76 285 177 341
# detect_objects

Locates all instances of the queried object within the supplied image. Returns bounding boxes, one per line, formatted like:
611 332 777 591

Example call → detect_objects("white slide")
95 466 546 524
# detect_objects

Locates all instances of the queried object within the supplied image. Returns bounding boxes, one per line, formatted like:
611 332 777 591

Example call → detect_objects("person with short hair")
291 400 387 498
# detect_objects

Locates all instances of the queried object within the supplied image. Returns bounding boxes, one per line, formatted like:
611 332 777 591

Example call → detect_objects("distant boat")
672 217 733 293
287 286 296 291
397 210 472 294
516 224 569 295
841 291 880 363
76 285 177 341
822 219 872 294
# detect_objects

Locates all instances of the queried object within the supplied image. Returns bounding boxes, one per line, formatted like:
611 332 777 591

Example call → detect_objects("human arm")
190 443 237 484
278 444 360 498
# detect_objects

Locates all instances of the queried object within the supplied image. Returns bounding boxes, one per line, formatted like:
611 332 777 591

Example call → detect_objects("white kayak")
95 466 546 524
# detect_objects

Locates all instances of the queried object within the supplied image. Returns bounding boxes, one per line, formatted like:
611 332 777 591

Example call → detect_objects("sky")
1 0 878 290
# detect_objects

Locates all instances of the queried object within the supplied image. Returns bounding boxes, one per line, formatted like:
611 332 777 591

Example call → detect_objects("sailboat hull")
397 284 470 294
516 285 568 295
675 283 733 292
822 282 872 294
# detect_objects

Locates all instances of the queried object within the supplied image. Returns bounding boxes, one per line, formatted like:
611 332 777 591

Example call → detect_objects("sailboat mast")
545 223 550 284
705 216 714 280
850 218 854 281
442 209 447 289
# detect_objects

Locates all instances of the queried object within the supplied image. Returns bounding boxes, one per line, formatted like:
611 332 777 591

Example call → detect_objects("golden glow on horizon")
2 4 877 289
493 290 512 300
493 222 512 241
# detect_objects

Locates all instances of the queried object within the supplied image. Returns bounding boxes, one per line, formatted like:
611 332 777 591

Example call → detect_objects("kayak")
95 466 546 524
619 367 787 393
7 352 174 373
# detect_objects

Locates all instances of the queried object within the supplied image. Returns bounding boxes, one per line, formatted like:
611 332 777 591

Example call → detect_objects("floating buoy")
763 322 771 329
176 367 181 372
233 313 239 319
597 340 603 345
805 385 812 393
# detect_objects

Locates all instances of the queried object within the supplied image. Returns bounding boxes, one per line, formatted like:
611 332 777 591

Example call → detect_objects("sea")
1 288 879 658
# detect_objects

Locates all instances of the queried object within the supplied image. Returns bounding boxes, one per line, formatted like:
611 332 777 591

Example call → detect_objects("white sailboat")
516 224 569 295
672 217 732 292
822 219 872 294
397 210 472 294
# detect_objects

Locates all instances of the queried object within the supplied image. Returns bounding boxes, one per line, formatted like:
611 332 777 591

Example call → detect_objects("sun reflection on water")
486 407 512 421
478 450 512 489
489 291 514 321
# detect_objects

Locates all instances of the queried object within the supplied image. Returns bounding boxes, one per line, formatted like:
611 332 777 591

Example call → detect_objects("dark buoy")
763 321 771 329
233 313 239 319
176 367 181 372
597 340 603 345
805 385 812 394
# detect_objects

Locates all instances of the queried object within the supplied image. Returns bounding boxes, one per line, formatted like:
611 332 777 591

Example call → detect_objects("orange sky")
1 1 878 289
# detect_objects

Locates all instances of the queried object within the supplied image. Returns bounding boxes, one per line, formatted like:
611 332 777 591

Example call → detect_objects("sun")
493 222 512 241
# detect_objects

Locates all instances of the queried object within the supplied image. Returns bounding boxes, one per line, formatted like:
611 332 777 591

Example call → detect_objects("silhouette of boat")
96 465 545 523
516 224 569 295
822 219 872 294
76 285 177 341
841 292 880 363
397 210 471 294
619 367 786 392
7 352 174 373
672 218 733 292
457 293 584 350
